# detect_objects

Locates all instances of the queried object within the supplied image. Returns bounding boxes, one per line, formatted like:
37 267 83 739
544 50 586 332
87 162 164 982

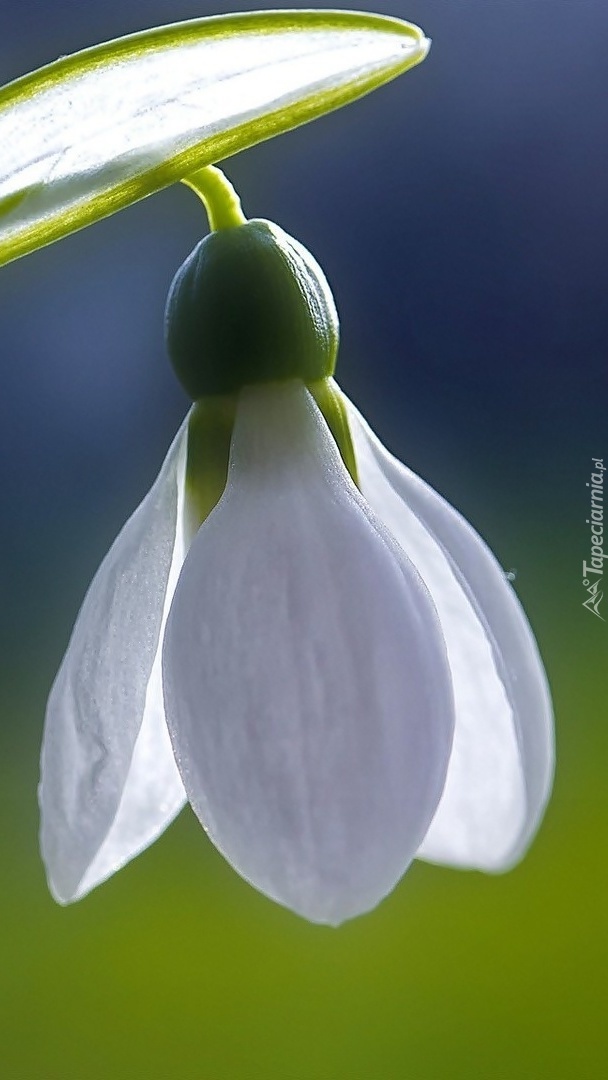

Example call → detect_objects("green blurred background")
1 2 607 1078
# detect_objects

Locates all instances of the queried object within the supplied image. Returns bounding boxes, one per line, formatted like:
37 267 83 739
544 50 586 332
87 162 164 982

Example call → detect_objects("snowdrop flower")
39 182 554 925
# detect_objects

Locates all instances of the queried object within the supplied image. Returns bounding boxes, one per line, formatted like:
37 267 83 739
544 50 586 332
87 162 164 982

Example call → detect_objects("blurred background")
1 2 607 1077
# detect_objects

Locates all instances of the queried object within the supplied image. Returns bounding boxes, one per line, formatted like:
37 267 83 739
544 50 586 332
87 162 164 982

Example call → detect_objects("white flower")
39 379 554 925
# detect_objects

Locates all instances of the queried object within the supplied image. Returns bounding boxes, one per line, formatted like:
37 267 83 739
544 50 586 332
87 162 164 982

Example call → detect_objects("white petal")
346 393 554 871
39 417 190 903
163 381 454 925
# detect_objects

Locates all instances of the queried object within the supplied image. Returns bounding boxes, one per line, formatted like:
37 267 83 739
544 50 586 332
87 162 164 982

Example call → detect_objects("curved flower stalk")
39 171 554 925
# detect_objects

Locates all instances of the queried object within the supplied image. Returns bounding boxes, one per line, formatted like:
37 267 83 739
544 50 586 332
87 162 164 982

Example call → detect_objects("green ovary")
165 218 339 398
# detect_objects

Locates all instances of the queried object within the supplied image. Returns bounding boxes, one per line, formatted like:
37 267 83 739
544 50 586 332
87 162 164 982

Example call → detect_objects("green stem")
182 165 246 231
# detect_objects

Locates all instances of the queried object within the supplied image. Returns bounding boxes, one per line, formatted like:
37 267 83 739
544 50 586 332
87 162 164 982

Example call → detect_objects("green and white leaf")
0 10 429 267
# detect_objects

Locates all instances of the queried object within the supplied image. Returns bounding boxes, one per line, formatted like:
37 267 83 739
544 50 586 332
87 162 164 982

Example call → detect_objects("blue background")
1 3 607 1078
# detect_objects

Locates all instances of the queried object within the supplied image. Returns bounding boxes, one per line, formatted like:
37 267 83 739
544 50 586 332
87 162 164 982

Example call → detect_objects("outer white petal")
39 418 190 903
163 381 454 926
345 393 554 871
